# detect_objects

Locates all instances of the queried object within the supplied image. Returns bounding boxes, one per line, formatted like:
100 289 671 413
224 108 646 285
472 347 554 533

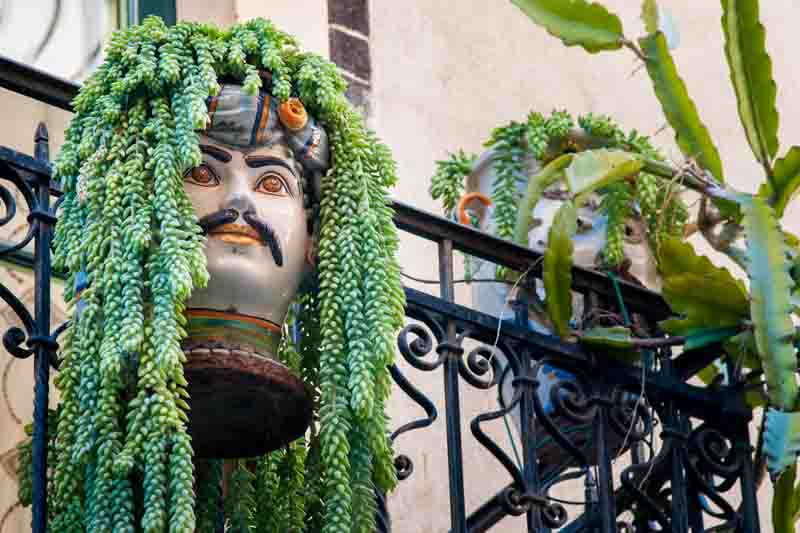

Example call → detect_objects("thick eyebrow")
244 155 297 176
199 144 232 163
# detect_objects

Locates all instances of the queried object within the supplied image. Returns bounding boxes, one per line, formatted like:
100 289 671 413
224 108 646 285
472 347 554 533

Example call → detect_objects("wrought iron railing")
0 55 761 532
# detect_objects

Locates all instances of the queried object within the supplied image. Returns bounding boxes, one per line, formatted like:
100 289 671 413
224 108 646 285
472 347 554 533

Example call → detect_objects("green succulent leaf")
543 201 577 338
764 409 800 478
721 0 779 169
745 387 768 408
723 330 762 371
773 461 800 533
739 195 798 410
657 317 698 336
684 326 741 351
511 0 624 53
564 149 643 198
641 0 658 34
760 146 800 218
638 33 729 214
657 237 749 333
579 326 640 362
580 326 634 349
430 150 478 217
697 362 721 386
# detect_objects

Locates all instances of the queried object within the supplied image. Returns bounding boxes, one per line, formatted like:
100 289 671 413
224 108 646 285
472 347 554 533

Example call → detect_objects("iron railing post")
517 351 541 531
438 239 467 533
738 421 761 533
594 391 616 533
30 122 54 533
662 352 689 533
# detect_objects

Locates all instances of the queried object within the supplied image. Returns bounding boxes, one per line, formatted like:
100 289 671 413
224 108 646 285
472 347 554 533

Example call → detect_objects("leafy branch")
510 1 800 529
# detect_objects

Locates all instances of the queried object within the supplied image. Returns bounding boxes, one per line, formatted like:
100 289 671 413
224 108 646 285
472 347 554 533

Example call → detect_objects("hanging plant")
430 109 687 282
17 16 404 533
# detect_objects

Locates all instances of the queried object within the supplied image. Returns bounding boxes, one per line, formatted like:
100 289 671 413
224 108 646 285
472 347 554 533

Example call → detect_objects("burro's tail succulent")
431 111 687 335
17 16 405 533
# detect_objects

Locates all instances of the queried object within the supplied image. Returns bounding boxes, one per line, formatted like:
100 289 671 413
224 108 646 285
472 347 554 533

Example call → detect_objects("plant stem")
576 331 687 348
550 128 731 203
621 38 646 62
629 336 686 348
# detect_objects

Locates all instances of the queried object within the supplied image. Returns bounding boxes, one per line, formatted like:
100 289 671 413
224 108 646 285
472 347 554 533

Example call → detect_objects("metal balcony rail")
0 54 761 533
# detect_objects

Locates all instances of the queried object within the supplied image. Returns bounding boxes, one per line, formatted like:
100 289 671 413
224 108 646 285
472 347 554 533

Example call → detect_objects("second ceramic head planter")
461 149 661 335
432 113 681 475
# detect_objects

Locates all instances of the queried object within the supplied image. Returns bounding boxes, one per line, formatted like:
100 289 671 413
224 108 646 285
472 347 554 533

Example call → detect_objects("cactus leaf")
772 461 800 533
512 0 624 53
765 409 800 478
739 195 798 410
721 0 779 168
564 149 643 198
639 32 724 185
543 201 577 338
657 237 749 334
760 146 800 218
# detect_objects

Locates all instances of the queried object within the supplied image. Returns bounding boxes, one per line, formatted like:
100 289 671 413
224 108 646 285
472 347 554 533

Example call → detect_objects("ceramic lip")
209 223 262 245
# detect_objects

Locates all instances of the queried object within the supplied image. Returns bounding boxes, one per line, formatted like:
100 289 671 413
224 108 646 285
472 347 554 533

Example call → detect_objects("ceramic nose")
222 172 255 219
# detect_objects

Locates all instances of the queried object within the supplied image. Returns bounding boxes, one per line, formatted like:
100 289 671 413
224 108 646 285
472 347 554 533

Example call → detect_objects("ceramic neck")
183 308 282 359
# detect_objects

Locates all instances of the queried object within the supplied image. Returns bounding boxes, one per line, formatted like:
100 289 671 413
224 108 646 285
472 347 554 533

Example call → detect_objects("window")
0 1 176 82
135 0 177 26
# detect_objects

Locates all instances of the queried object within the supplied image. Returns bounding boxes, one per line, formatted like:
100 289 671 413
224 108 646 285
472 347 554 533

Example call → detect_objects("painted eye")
255 174 287 195
623 222 643 243
184 164 219 187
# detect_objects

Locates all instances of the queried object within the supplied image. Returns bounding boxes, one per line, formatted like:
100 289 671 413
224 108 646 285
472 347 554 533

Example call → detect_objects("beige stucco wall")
2 1 799 531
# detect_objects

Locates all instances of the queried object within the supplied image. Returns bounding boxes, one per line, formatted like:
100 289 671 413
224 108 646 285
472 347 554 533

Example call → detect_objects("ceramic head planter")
187 85 328 325
431 112 683 474
457 148 662 341
179 83 331 457
47 18 403 532
459 146 657 470
438 112 689 333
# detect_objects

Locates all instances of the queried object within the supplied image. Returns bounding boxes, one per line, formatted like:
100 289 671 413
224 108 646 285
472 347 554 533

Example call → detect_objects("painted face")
464 151 660 292
184 133 310 327
462 149 661 336
526 189 660 291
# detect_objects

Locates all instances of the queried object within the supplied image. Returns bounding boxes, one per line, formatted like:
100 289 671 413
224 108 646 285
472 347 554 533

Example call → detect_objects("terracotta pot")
181 310 312 458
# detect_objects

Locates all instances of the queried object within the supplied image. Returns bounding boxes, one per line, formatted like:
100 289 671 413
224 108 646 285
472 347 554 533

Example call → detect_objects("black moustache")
243 210 284 267
197 208 284 267
198 209 238 234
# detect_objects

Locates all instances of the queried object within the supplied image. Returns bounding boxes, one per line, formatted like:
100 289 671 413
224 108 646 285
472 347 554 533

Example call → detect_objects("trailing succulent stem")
433 110 686 276
429 150 478 218
39 16 404 533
